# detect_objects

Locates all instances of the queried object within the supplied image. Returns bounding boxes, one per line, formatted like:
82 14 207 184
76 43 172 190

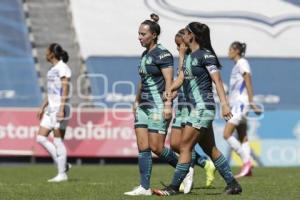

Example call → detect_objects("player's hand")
163 90 177 101
56 110 65 122
37 108 44 120
250 103 262 115
179 43 188 57
163 102 172 120
222 104 233 121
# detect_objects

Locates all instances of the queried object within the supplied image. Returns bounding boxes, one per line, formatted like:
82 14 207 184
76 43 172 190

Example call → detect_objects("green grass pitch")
0 164 299 200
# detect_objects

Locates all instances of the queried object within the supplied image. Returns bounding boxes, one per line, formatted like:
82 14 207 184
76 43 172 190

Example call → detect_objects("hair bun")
150 13 159 23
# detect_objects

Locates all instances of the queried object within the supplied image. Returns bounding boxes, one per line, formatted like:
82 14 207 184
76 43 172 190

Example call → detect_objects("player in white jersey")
224 42 261 178
36 43 72 182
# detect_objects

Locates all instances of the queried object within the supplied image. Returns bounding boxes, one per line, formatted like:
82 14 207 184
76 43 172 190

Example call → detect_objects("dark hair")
186 22 221 68
175 28 185 38
141 13 160 43
231 41 247 57
48 43 69 63
175 28 191 54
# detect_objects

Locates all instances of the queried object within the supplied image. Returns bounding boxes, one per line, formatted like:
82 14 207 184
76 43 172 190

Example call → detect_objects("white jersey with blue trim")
47 60 71 110
229 58 251 105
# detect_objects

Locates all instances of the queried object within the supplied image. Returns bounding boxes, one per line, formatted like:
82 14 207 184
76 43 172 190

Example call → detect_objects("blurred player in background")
124 14 179 196
36 43 72 182
171 29 216 193
224 41 261 178
153 22 242 196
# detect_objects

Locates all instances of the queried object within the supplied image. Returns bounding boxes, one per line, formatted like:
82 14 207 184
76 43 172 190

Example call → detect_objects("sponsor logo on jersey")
159 52 171 60
204 54 215 60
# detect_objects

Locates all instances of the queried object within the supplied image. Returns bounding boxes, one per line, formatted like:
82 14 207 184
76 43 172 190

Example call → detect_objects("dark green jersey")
183 48 218 110
138 44 173 105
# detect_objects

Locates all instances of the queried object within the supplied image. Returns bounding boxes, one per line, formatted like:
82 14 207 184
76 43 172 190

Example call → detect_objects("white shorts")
40 107 70 130
228 103 248 126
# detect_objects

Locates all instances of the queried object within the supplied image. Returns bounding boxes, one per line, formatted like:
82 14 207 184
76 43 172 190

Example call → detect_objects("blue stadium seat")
0 0 42 107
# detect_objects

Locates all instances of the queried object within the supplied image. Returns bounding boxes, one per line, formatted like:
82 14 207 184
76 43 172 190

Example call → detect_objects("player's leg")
125 107 152 196
224 104 248 164
194 145 216 188
170 112 183 154
199 125 242 195
224 122 248 164
149 107 178 168
37 112 57 164
47 128 68 182
235 122 252 177
170 108 195 194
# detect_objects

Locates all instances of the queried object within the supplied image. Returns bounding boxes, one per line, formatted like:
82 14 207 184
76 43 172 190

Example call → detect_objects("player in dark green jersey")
153 22 242 196
171 29 216 193
124 14 178 196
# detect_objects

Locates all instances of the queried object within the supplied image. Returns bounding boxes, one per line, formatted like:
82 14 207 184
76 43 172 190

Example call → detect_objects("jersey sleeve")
239 59 251 75
203 51 218 66
59 65 71 78
202 51 219 74
156 50 174 69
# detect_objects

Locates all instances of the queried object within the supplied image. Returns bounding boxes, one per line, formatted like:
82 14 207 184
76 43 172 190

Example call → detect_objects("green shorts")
172 106 189 129
134 106 168 134
185 108 215 130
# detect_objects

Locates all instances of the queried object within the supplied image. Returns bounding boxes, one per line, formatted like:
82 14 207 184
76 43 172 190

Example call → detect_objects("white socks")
36 135 57 164
227 136 248 163
53 137 67 175
242 141 251 162
37 135 67 175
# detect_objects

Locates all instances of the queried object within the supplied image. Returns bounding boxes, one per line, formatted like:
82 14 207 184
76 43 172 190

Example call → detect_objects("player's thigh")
180 125 200 152
37 126 51 137
223 122 236 139
199 126 221 159
236 122 248 142
53 128 66 138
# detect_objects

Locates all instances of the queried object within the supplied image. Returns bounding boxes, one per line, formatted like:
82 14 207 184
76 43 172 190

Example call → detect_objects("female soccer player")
124 14 178 196
153 22 242 196
171 29 216 192
36 43 71 182
224 41 261 178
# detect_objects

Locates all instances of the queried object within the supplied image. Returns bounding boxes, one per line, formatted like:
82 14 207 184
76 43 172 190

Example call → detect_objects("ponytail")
187 22 221 68
231 41 247 57
141 13 161 43
48 43 69 63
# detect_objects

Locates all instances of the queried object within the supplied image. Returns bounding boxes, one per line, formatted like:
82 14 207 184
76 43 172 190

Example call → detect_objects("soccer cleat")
124 185 152 196
204 160 216 188
47 173 68 182
153 186 179 196
65 162 72 173
182 167 194 194
235 160 252 178
224 180 242 195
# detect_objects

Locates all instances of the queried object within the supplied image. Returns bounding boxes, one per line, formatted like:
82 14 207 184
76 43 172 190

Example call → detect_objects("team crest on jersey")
191 58 198 66
146 56 153 65
139 56 148 74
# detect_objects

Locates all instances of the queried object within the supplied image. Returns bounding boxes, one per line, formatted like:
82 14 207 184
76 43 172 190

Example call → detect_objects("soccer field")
0 165 299 200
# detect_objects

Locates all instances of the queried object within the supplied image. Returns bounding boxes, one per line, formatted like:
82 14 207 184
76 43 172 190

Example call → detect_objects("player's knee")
223 132 230 140
170 142 179 153
179 142 193 155
36 135 47 144
150 144 163 155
